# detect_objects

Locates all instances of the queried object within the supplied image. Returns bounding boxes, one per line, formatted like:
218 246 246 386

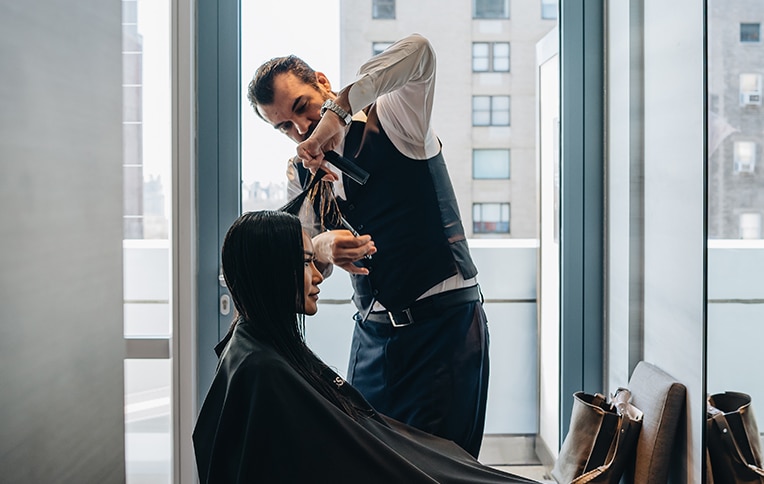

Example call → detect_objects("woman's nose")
313 265 324 284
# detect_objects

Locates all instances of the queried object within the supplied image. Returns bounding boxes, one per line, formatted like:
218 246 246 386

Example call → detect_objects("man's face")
256 72 333 144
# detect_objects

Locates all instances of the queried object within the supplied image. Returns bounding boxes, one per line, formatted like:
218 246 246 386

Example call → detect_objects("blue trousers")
347 300 490 458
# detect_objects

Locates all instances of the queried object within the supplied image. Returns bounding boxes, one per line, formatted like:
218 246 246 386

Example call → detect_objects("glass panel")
492 95 510 110
473 203 510 233
733 140 757 173
492 43 510 72
373 0 395 19
474 0 508 19
241 0 556 472
121 0 172 482
473 95 492 125
541 0 558 20
125 359 172 483
372 41 394 56
473 149 510 179
739 73 762 105
473 42 490 71
708 0 764 462
492 96 510 126
740 22 761 42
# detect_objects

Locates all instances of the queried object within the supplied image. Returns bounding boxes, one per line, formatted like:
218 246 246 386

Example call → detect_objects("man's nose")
295 118 311 135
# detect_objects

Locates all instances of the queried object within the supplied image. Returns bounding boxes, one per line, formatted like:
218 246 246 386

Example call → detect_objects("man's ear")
315 72 332 93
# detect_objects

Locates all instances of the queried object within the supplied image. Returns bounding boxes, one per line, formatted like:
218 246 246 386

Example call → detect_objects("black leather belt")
365 285 481 328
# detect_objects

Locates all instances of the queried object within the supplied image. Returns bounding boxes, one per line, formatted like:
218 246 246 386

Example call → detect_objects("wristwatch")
320 99 352 125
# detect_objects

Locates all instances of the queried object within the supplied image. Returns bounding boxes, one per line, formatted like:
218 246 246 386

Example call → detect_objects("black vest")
299 108 477 314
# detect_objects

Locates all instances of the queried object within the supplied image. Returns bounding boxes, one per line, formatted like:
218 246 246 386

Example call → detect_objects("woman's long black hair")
221 210 359 418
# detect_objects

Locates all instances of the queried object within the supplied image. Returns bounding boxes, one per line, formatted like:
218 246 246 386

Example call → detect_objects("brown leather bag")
552 389 643 484
707 392 764 483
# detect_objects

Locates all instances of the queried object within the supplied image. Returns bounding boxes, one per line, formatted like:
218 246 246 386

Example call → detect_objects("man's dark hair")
247 55 318 115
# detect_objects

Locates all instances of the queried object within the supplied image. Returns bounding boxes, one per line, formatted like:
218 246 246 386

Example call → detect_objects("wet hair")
221 210 359 418
247 55 319 117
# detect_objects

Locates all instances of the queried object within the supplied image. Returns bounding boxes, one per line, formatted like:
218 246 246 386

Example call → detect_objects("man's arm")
340 33 439 160
297 33 440 166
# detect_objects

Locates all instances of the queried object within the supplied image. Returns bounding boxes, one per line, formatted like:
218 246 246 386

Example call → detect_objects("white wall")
0 1 125 481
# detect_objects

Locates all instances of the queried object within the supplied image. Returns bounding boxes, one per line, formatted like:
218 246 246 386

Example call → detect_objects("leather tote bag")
707 391 764 483
552 389 643 484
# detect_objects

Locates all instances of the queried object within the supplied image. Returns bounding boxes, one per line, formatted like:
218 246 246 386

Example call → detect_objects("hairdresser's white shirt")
302 33 475 306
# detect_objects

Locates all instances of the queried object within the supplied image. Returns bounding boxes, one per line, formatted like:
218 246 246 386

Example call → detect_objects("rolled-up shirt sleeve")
345 33 440 160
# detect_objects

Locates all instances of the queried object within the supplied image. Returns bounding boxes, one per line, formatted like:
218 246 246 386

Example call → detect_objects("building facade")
708 0 764 239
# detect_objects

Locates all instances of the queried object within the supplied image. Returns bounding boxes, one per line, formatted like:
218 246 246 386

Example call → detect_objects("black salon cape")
193 322 538 484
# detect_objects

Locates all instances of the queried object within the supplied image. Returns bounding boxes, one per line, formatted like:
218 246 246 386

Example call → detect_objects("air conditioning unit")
740 91 762 106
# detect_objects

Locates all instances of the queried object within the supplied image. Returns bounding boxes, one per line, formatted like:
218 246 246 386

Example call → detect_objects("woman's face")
302 231 323 315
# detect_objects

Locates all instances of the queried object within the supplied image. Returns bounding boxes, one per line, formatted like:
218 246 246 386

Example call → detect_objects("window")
739 73 762 106
121 0 173 482
541 0 558 20
472 95 510 126
372 0 395 19
733 141 757 173
739 213 762 239
473 0 508 19
472 42 510 72
473 149 510 178
372 41 393 56
473 203 510 233
740 23 761 42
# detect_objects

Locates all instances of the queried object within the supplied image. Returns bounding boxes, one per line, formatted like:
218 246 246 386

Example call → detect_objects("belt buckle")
388 308 413 328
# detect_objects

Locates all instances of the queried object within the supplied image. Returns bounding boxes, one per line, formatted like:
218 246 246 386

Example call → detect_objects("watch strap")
320 99 352 125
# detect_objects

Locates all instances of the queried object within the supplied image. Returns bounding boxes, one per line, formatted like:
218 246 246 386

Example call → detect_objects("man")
247 33 489 458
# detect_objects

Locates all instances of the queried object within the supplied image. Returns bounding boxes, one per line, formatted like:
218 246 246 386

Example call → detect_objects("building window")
740 23 761 42
541 0 558 19
473 149 510 179
372 0 395 19
473 96 510 126
372 42 393 56
473 203 510 233
739 213 762 239
739 73 762 106
473 0 509 19
472 42 510 72
733 141 757 173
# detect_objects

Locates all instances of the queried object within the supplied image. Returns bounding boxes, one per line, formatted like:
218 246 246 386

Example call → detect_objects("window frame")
739 73 762 106
472 41 510 73
472 95 511 126
472 202 511 234
733 140 757 173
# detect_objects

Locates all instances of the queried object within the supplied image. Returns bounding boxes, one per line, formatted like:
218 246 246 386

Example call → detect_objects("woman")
193 210 538 483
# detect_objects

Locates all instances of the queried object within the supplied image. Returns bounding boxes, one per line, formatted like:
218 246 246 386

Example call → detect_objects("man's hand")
312 230 377 275
296 105 348 174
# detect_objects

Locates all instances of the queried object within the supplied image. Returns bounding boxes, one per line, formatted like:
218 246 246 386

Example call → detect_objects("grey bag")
552 389 643 484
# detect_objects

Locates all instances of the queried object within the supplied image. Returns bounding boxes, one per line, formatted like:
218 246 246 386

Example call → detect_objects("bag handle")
710 409 764 477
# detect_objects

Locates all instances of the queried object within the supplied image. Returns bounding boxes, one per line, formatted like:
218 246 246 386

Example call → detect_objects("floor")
479 435 556 483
